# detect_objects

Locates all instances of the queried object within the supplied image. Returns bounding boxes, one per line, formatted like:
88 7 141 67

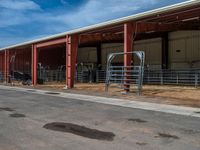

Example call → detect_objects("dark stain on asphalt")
43 122 115 141
195 111 200 114
136 142 148 146
9 113 26 118
75 101 85 105
155 133 179 139
0 107 15 112
128 118 147 123
45 92 60 95
181 128 200 134
27 90 36 92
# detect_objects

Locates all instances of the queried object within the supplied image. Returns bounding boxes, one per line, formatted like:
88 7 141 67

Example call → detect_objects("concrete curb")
1 85 200 118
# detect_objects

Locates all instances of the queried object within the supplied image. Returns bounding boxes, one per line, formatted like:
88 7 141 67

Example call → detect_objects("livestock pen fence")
76 69 200 87
0 71 5 82
37 69 66 84
0 69 66 84
1 68 200 87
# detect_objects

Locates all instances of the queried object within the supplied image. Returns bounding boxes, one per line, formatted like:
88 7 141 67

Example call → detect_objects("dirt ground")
2 82 200 108
74 83 200 108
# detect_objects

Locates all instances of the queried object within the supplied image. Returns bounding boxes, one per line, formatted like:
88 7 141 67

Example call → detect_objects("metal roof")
0 0 199 51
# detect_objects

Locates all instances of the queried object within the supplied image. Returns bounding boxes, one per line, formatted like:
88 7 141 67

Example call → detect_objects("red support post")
124 22 135 92
32 44 37 86
4 50 7 83
7 50 10 83
4 50 10 83
66 35 79 88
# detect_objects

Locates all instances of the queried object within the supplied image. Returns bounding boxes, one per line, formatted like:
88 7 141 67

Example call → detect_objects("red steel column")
66 34 79 88
4 50 10 83
32 44 37 86
4 50 7 82
124 23 135 92
7 50 10 83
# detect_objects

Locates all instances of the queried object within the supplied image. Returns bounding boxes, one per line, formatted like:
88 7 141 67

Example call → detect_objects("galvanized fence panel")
105 51 145 95
38 69 66 84
76 69 200 88
76 71 90 83
143 69 200 87
96 70 106 83
0 71 5 83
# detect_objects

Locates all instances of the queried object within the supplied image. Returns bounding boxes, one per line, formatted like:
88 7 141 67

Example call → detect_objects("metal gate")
105 51 145 95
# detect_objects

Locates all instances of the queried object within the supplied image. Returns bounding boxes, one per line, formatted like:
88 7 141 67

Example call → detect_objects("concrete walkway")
0 85 200 118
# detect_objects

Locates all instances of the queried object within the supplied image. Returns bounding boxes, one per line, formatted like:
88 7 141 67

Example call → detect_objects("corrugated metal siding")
10 49 32 73
77 47 97 63
101 43 123 67
169 31 200 69
101 38 162 69
76 31 200 70
39 47 65 69
134 38 162 69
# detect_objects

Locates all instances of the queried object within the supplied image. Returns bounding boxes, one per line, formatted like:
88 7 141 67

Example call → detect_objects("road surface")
0 88 199 150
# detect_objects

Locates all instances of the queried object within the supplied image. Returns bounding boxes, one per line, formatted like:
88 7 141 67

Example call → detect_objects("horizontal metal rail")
0 71 5 83
38 70 66 83
91 69 200 87
105 51 145 95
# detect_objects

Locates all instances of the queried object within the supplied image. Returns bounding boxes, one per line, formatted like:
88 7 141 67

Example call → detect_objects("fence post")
160 70 163 85
176 72 179 85
55 71 59 82
147 69 150 84
96 70 99 83
195 72 198 88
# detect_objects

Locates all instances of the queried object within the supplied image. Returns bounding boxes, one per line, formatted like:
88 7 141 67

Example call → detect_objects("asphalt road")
0 88 200 150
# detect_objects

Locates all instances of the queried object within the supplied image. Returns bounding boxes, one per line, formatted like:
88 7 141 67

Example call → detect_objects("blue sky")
0 0 189 48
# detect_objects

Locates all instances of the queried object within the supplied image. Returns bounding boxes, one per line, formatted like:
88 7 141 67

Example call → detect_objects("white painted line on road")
1 85 200 118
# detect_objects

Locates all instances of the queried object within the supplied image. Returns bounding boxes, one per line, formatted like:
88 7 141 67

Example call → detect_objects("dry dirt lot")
13 83 200 108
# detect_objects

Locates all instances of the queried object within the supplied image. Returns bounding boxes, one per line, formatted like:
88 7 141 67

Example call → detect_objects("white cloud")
0 0 174 47
0 34 27 48
0 32 51 48
0 0 41 27
0 0 160 29
52 0 159 28
60 0 68 5
0 0 40 10
0 10 29 27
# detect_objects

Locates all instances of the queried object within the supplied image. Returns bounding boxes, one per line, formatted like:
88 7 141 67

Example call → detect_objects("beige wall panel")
101 38 162 69
77 47 97 63
134 38 162 69
101 43 123 65
169 31 200 69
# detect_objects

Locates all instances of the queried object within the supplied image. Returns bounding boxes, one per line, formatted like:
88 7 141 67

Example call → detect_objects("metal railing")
143 69 200 87
106 66 143 91
38 69 66 83
0 71 5 83
96 70 106 83
0 70 32 85
76 69 200 88
0 69 65 85
105 51 145 95
3 68 200 87
76 70 97 83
